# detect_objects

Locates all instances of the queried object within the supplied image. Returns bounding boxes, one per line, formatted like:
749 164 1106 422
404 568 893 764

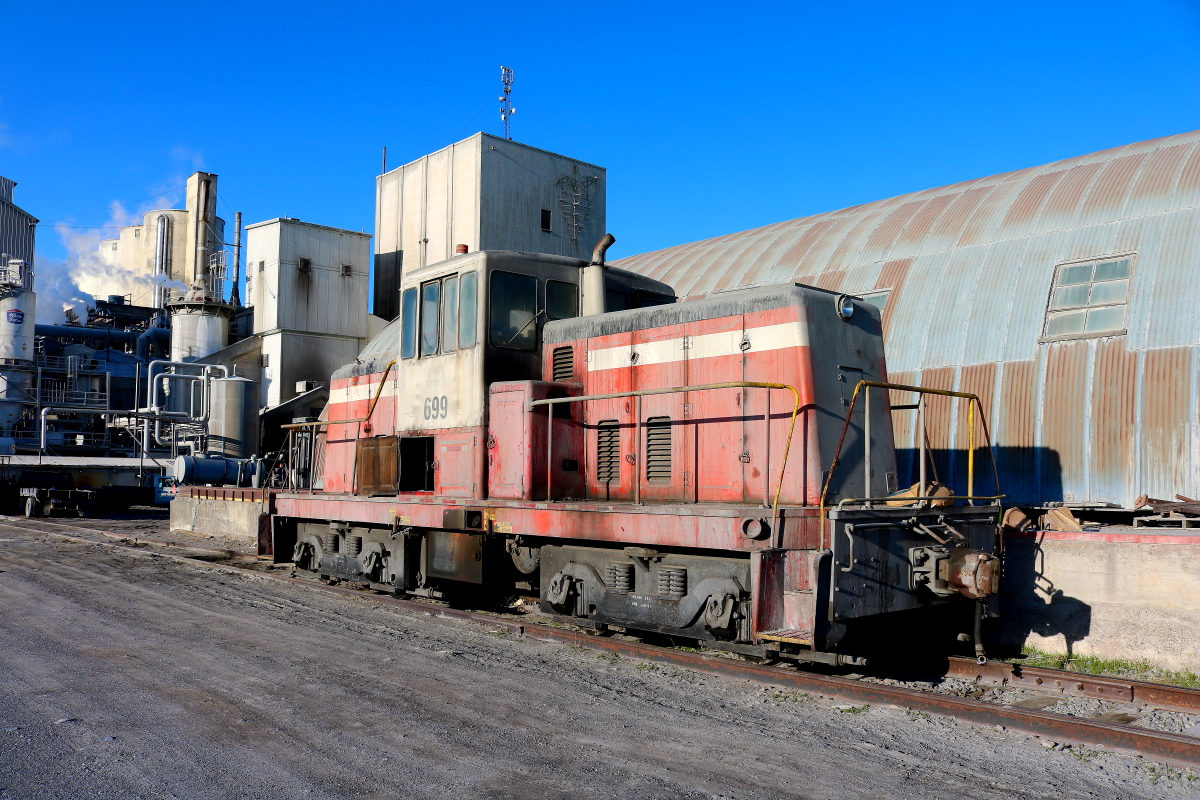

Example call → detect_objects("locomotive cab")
317 249 673 498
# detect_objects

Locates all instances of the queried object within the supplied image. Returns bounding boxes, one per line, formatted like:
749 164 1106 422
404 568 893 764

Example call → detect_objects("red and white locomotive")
276 237 1001 664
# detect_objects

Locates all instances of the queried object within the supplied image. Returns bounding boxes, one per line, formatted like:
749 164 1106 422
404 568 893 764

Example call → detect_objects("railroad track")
5 515 1200 768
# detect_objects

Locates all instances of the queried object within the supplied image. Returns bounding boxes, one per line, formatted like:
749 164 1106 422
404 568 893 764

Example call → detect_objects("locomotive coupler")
910 545 999 599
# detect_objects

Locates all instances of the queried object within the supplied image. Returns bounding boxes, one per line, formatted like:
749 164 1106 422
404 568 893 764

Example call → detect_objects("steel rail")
947 655 1200 715
6 515 1198 768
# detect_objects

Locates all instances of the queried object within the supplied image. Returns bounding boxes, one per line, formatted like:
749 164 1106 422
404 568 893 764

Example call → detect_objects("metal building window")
1043 256 1132 339
258 260 264 272
645 417 672 483
596 421 620 483
297 257 311 272
552 346 573 382
340 264 352 276
540 209 552 232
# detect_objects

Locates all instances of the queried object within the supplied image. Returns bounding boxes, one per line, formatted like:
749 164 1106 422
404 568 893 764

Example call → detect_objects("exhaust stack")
581 233 615 316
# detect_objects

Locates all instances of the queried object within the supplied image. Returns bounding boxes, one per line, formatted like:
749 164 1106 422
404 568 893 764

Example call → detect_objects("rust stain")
1141 347 1192 496
999 170 1066 231
998 360 1037 501
1041 341 1090 496
894 194 956 248
1078 153 1147 224
1090 338 1136 499
873 258 912 338
1037 162 1106 230
813 270 846 292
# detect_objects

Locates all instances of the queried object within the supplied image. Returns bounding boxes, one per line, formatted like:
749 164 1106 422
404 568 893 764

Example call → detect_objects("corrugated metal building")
613 130 1200 507
0 175 37 265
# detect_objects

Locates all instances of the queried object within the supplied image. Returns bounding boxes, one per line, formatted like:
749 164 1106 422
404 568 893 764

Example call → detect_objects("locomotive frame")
271 245 1002 665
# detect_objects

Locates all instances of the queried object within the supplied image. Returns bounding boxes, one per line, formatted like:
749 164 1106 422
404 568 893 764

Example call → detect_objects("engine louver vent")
645 417 672 483
552 346 574 382
597 421 620 483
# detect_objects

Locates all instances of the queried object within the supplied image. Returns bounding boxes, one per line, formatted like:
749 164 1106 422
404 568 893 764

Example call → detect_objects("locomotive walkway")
0 515 1196 799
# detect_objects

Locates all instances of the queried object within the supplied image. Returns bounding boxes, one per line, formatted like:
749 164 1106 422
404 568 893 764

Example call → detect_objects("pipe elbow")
590 233 616 266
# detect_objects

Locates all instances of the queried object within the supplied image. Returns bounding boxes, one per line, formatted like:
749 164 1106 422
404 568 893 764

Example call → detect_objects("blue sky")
3 0 1199 274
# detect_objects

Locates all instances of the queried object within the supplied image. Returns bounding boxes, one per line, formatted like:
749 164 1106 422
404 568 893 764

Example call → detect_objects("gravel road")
0 524 1196 800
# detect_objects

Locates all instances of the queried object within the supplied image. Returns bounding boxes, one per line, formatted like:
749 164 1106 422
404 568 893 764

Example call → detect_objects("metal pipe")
155 214 171 308
40 407 186 452
34 324 137 345
230 211 242 306
582 233 616 316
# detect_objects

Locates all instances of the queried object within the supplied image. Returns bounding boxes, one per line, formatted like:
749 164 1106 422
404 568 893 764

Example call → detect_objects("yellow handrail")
818 380 1002 540
530 380 801 511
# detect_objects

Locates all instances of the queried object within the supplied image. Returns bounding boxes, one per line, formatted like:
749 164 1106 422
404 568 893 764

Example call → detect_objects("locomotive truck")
273 236 1002 665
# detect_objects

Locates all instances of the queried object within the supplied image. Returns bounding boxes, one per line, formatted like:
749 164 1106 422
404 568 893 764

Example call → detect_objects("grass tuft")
1012 646 1200 688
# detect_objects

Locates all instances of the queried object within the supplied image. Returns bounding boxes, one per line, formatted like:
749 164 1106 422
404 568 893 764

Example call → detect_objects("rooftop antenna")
499 66 515 140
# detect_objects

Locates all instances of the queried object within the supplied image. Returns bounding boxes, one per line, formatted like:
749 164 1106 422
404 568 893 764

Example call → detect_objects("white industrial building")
242 217 380 408
98 172 225 307
372 133 606 319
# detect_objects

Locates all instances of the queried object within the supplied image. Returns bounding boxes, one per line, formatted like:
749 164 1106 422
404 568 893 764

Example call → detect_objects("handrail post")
967 399 975 505
633 394 642 505
546 398 554 503
918 393 926 505
864 386 872 508
762 389 771 509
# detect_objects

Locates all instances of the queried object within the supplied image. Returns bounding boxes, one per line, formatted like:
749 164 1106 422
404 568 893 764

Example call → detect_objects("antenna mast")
499 66 515 140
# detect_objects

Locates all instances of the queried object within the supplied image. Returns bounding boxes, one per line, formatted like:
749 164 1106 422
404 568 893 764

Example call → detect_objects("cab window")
400 288 418 359
490 271 538 351
420 281 440 356
459 272 478 347
546 280 579 320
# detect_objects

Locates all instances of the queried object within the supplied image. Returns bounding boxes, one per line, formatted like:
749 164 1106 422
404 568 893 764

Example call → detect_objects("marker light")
837 295 855 320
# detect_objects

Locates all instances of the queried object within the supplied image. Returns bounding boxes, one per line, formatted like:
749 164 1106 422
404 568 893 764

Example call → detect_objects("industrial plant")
3 121 1200 693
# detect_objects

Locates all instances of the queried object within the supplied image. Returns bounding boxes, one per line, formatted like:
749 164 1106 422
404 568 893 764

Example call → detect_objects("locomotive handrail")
529 380 801 520
818 380 1003 547
281 361 397 430
833 495 1005 511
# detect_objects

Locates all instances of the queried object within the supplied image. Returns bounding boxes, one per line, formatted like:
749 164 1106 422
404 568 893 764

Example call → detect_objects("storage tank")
0 259 36 436
207 375 259 458
0 259 36 363
165 279 232 362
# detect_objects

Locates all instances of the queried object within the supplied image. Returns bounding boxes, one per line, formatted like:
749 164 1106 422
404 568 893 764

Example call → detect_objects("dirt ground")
0 515 1197 800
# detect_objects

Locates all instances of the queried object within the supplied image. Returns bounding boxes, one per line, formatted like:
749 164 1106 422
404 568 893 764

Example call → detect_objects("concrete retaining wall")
999 528 1200 674
170 495 265 549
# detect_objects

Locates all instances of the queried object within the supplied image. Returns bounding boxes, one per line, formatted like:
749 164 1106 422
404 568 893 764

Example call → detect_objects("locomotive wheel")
23 496 39 518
